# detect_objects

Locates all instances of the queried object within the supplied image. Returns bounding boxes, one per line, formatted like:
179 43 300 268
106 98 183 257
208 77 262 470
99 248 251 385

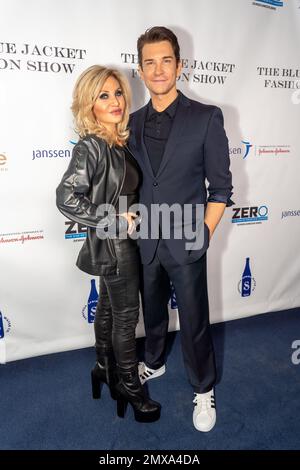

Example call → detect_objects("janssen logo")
232 205 269 225
229 140 253 159
281 209 300 220
32 148 71 161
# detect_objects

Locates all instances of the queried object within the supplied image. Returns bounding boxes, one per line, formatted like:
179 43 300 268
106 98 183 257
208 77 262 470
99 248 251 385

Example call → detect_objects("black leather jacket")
56 134 130 275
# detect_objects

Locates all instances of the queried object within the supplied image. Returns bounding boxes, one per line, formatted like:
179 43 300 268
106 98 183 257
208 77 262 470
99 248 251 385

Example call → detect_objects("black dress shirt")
115 146 141 212
144 94 179 176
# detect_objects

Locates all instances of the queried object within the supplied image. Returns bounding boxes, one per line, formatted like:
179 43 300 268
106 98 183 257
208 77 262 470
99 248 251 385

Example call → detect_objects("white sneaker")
138 362 166 384
193 389 216 432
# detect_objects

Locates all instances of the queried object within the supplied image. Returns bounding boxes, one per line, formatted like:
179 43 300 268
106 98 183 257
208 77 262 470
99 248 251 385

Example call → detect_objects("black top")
144 94 179 176
115 146 141 213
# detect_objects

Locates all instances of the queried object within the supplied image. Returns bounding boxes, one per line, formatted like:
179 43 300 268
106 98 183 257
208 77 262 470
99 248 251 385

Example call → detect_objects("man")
129 27 233 432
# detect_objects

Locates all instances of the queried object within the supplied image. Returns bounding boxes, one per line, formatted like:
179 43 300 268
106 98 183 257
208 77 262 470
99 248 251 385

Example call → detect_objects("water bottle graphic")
87 279 99 323
169 283 178 309
241 257 252 297
0 311 4 339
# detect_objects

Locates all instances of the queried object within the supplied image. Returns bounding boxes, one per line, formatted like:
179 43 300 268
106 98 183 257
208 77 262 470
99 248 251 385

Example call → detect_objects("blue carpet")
0 308 299 450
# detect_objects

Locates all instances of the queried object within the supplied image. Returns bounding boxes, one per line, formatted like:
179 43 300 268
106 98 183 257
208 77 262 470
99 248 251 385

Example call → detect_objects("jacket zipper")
107 146 127 275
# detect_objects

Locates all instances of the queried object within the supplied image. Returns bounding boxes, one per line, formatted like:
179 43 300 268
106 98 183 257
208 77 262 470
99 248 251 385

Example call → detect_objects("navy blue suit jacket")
129 91 233 265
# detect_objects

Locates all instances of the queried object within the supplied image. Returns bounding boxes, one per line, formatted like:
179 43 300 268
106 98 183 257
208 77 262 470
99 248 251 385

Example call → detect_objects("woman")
56 65 160 423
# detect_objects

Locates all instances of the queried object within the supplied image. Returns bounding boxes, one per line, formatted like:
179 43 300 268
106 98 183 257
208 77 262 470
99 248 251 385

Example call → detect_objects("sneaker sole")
193 413 216 432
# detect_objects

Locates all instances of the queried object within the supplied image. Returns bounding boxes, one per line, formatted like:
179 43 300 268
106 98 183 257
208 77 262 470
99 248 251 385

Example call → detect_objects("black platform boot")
91 352 117 400
116 364 161 422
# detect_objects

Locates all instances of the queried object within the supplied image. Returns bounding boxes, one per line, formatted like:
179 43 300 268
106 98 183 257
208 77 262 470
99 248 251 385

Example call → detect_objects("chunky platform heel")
133 405 161 423
91 361 117 400
116 365 161 423
116 396 128 418
91 368 102 399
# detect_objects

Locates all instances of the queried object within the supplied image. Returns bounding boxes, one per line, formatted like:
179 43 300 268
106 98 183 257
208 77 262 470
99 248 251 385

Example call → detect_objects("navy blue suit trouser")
140 238 216 394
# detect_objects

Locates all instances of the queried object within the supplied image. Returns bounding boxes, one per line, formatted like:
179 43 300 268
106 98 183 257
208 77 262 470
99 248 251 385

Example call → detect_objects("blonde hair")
71 65 131 146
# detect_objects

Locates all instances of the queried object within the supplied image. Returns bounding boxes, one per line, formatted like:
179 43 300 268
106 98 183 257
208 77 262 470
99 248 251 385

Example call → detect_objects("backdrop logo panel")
242 141 253 159
281 209 300 220
0 311 12 337
0 311 4 339
0 152 8 172
177 58 236 86
252 0 283 10
0 230 44 245
232 205 269 225
238 258 256 297
82 279 99 324
254 144 291 157
229 141 253 159
0 41 87 74
257 66 300 89
121 53 236 86
32 148 71 161
64 221 87 241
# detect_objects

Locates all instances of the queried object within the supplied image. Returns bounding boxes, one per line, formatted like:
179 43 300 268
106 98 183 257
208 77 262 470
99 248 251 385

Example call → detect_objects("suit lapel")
131 104 155 177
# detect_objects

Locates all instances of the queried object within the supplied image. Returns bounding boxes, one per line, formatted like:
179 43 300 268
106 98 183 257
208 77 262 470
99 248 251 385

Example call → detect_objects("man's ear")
176 60 182 78
138 65 144 81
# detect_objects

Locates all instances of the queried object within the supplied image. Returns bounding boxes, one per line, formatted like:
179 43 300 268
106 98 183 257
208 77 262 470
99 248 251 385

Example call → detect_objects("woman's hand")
119 212 138 235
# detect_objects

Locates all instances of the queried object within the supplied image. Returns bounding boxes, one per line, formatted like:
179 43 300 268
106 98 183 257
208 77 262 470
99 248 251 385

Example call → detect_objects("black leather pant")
94 238 140 368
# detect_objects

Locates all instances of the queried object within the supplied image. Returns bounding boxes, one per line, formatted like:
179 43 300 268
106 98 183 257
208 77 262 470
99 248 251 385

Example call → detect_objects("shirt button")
153 182 158 187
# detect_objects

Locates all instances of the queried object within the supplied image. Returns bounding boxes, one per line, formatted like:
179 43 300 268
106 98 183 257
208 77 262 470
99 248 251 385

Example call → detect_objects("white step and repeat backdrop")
1 0 300 363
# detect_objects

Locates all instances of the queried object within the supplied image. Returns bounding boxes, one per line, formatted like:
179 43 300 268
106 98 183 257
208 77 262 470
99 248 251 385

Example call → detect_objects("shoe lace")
193 392 213 410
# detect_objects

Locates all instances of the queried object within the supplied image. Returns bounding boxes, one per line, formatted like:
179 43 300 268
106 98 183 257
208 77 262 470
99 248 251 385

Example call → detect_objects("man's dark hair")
137 26 180 68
